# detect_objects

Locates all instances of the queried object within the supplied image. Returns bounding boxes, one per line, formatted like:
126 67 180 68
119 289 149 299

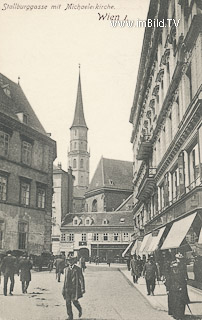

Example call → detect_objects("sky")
0 0 149 180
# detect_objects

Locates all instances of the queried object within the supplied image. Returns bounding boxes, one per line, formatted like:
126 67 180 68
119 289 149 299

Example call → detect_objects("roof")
73 187 86 199
53 164 68 174
0 73 46 135
62 211 134 227
115 194 134 211
86 157 133 193
70 71 87 129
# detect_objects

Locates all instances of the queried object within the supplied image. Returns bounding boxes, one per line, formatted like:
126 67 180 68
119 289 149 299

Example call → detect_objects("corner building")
0 73 56 255
130 0 202 256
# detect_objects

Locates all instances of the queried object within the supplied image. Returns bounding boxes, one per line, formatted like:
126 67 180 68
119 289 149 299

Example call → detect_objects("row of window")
0 174 46 208
0 131 47 170
134 143 201 229
0 221 27 250
70 141 87 151
61 232 130 242
72 216 126 226
0 131 34 166
72 158 87 169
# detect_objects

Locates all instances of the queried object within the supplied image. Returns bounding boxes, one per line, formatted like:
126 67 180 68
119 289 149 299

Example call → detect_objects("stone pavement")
119 267 202 318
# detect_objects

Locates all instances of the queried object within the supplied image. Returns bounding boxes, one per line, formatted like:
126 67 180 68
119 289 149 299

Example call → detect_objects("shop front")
91 243 128 263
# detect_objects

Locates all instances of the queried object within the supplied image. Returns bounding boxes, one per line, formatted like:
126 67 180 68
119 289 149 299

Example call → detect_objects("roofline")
129 0 158 124
85 188 133 198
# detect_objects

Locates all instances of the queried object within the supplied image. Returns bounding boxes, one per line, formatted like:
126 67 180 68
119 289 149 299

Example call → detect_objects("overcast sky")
0 0 149 179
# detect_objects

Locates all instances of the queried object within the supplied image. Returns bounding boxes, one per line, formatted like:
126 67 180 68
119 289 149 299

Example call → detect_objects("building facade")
85 157 133 212
68 69 90 212
60 211 134 261
130 0 202 255
0 73 56 255
51 164 74 255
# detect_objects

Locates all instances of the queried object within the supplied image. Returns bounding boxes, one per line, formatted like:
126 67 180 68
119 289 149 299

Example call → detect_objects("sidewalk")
119 268 202 317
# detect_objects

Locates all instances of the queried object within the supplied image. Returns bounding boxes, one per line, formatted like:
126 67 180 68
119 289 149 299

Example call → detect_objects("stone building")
85 157 133 212
51 163 74 255
0 73 56 255
60 211 134 261
130 0 202 256
68 69 90 213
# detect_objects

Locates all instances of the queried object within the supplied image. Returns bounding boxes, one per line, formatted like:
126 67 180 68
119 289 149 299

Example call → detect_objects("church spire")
70 65 88 129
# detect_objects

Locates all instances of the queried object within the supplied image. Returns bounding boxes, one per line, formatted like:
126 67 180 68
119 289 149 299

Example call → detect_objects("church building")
68 68 90 212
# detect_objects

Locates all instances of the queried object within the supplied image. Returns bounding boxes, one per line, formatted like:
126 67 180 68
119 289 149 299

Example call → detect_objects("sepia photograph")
0 0 202 319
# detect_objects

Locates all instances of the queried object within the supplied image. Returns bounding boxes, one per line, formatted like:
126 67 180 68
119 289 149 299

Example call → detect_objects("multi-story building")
130 0 202 256
0 73 56 255
60 211 134 261
52 163 74 255
68 69 90 213
85 157 133 212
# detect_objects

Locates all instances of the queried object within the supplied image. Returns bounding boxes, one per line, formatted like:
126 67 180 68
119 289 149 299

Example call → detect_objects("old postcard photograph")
0 0 202 319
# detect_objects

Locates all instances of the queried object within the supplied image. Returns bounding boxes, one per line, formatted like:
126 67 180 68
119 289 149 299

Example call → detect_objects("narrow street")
0 264 172 320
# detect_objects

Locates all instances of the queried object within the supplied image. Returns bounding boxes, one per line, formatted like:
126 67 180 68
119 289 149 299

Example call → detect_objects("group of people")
128 252 190 320
0 250 86 320
0 250 32 296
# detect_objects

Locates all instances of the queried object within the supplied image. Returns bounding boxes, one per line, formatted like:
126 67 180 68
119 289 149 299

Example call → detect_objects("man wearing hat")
0 250 17 296
143 255 159 296
18 252 32 293
62 255 85 320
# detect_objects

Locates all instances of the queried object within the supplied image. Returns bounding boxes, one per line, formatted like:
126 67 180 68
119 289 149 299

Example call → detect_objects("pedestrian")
0 250 17 296
48 254 54 272
62 255 85 320
143 255 159 295
95 256 99 265
79 256 86 272
18 253 32 293
130 255 141 283
54 254 66 282
107 256 111 267
165 253 190 320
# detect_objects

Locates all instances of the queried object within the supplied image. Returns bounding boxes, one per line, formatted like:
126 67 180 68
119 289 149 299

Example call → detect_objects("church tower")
68 67 90 196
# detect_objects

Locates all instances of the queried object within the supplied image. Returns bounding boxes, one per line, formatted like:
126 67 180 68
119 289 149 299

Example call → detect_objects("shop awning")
147 226 166 253
161 212 197 250
130 241 138 255
139 233 152 255
122 241 134 257
198 227 202 244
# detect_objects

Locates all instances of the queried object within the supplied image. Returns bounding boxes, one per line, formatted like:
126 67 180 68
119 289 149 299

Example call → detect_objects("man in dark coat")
143 255 159 295
18 253 32 293
54 254 66 282
62 256 85 320
0 250 17 296
130 255 141 283
165 253 190 320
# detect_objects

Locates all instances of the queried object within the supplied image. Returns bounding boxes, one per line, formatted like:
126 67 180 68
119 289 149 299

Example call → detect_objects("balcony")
136 134 152 160
136 167 157 201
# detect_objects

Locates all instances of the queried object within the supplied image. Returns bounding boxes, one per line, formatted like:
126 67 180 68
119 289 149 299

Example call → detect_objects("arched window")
92 199 97 212
74 142 77 149
73 159 77 168
80 159 84 168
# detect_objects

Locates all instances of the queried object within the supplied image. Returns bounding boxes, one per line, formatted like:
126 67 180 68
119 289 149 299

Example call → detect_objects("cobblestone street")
0 264 173 320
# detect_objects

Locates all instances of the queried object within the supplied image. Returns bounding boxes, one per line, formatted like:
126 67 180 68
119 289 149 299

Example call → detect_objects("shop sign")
79 241 87 246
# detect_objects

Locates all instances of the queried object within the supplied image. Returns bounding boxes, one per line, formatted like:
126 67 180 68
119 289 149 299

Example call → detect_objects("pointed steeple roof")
71 67 88 129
